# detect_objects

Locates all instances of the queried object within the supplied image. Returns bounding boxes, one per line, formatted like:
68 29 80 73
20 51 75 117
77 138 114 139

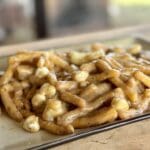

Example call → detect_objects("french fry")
88 69 120 83
72 107 117 128
119 109 142 120
103 57 123 70
48 52 70 70
80 62 97 73
96 59 112 71
57 91 114 125
80 83 112 102
39 119 74 135
9 52 42 64
126 77 139 102
134 71 150 88
0 85 23 121
60 91 86 107
110 77 138 102
23 86 37 110
20 109 34 118
0 63 17 85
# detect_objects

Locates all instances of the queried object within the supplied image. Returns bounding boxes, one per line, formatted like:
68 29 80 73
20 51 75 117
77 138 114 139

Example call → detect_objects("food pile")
0 43 150 135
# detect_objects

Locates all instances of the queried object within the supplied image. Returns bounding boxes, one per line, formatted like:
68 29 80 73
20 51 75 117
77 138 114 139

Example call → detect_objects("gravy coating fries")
0 43 150 135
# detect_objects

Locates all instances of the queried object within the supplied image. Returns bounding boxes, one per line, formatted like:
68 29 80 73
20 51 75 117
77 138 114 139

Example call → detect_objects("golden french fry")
88 69 120 83
96 59 112 72
0 63 17 85
103 57 123 70
57 91 114 125
80 83 111 102
48 52 70 70
80 62 97 73
110 77 138 102
20 109 34 118
23 86 37 110
60 91 86 107
9 52 42 64
39 119 74 135
118 109 142 120
72 107 118 128
0 85 23 121
126 77 138 102
134 71 150 88
56 81 78 91
14 98 24 110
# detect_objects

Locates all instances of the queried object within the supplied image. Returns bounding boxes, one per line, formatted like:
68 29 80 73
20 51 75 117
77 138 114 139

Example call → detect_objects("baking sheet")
0 26 150 150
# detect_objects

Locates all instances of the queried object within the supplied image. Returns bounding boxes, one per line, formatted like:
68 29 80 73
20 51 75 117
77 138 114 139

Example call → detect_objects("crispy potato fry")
0 85 23 121
60 91 86 107
88 69 120 83
110 77 138 102
20 109 34 118
9 52 41 64
72 107 117 128
57 91 114 125
103 57 123 70
39 119 74 135
23 86 37 110
119 109 142 120
48 52 70 70
134 71 150 88
80 83 112 102
80 62 97 73
0 63 18 85
96 59 112 71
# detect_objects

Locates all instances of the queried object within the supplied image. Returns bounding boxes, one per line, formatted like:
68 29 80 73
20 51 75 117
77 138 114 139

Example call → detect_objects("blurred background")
0 0 149 45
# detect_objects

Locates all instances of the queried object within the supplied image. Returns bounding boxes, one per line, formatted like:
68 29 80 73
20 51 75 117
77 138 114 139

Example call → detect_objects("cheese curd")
73 71 89 82
31 93 46 108
42 99 67 121
35 67 49 78
23 115 40 133
40 83 56 98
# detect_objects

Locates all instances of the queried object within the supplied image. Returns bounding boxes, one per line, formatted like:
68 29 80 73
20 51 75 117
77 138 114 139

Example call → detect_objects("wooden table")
51 119 150 150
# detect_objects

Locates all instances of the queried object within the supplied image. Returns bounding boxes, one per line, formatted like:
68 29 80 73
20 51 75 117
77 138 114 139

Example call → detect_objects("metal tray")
0 25 150 150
